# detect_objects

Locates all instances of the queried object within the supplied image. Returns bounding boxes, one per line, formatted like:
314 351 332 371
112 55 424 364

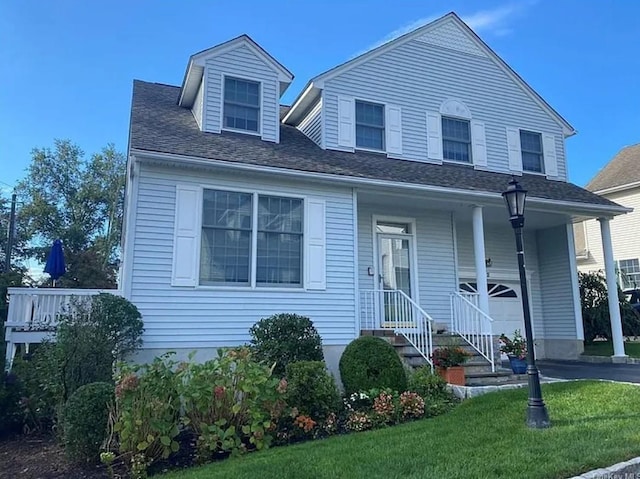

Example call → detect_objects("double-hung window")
200 189 303 287
223 77 260 133
520 130 544 173
442 117 471 163
356 100 385 150
618 258 640 288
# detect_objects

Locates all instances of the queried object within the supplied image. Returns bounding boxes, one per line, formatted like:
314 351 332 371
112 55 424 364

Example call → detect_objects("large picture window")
200 189 303 287
223 77 260 133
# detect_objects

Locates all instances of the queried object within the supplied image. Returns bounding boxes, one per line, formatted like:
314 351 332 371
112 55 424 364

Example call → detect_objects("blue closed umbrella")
44 239 66 286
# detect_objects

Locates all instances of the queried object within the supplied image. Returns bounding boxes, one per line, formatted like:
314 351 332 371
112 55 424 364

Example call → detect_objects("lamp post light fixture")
502 178 551 429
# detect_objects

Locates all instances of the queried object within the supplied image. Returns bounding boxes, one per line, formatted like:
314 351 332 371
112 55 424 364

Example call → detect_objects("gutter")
593 180 640 196
130 148 631 216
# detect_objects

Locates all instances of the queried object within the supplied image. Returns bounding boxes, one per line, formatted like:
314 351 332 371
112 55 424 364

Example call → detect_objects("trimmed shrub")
249 313 324 376
285 361 340 420
62 382 114 463
339 337 407 395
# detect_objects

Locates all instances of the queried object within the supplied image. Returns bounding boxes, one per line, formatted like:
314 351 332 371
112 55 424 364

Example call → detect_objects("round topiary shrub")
339 336 407 395
249 313 324 376
62 381 114 463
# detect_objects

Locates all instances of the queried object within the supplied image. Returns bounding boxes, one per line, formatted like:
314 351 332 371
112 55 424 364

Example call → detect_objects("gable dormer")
178 35 293 143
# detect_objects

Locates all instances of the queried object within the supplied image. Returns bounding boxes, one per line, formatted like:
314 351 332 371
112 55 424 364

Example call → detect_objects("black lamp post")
502 178 551 429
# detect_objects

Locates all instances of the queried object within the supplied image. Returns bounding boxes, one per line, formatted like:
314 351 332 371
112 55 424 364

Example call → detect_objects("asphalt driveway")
536 360 640 384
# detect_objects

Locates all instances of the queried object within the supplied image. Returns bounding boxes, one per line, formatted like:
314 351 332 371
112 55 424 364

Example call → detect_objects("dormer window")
442 116 471 163
355 100 385 150
223 77 260 133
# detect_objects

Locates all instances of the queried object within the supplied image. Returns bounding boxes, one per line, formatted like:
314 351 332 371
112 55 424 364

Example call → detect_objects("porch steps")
361 330 518 386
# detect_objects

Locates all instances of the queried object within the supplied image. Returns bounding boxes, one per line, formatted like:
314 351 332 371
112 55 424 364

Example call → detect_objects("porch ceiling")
357 189 575 230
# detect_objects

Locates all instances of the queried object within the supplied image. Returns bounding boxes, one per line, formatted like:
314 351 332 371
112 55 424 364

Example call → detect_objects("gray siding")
191 79 204 129
323 39 567 179
204 45 279 142
131 164 356 349
455 221 544 337
357 202 457 325
536 225 577 339
298 99 323 146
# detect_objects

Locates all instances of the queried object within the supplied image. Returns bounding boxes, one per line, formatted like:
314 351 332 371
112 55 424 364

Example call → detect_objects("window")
223 77 260 132
442 117 471 163
618 258 640 289
520 130 544 173
200 189 303 286
356 101 385 150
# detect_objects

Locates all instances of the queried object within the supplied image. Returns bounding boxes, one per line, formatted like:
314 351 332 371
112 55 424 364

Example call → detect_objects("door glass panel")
379 236 412 324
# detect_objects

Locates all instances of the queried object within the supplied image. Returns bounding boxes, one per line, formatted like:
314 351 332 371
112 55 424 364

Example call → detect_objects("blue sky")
1 0 639 194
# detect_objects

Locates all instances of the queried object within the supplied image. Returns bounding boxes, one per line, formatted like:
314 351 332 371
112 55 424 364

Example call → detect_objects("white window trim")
441 116 473 165
371 214 420 307
220 73 264 137
197 184 307 290
519 129 545 175
354 97 386 153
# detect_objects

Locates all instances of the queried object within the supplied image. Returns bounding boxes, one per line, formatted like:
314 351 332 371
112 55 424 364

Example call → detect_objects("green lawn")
583 341 640 358
161 381 640 479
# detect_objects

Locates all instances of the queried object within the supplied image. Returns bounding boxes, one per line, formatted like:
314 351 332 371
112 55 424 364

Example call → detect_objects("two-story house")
575 144 640 291
119 12 630 374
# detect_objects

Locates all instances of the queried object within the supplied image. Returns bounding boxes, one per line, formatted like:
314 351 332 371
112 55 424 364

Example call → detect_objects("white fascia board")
130 148 630 218
593 181 640 196
282 82 319 125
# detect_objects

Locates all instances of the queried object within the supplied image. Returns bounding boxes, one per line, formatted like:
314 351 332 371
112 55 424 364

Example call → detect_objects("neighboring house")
575 144 640 290
4 13 631 372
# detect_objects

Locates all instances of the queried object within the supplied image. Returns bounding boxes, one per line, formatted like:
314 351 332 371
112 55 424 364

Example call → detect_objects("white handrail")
450 291 496 372
359 289 434 368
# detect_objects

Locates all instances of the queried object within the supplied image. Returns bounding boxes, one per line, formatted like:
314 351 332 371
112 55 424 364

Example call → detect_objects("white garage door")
459 282 525 338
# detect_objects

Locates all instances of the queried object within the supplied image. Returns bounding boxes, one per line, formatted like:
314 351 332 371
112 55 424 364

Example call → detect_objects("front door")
377 234 414 326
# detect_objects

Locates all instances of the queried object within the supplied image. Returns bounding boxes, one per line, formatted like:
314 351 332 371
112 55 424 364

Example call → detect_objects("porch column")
472 206 490 314
598 217 626 358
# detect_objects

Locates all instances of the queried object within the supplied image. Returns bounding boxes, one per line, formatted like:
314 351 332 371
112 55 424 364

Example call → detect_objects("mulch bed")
0 434 109 479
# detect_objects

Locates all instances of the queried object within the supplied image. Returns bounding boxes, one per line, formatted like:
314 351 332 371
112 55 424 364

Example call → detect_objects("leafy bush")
339 337 407 395
0 371 23 435
249 313 324 376
408 367 458 416
62 382 113 463
579 271 640 342
110 353 181 476
12 293 144 432
431 346 470 368
177 347 286 460
11 344 62 432
285 361 340 420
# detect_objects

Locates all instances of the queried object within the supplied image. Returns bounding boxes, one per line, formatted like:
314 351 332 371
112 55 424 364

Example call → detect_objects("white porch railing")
4 287 118 370
360 289 434 367
450 291 495 372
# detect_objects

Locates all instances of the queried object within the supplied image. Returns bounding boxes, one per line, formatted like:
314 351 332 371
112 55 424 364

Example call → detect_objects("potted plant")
431 346 470 386
499 330 528 374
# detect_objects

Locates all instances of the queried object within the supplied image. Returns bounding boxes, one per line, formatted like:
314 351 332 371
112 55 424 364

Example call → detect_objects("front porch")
353 187 600 370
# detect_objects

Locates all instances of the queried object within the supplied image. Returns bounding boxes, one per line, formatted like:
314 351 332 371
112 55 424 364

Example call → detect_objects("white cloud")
355 2 536 56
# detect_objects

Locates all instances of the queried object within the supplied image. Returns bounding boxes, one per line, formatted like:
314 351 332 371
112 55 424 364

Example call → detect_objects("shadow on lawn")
551 413 640 427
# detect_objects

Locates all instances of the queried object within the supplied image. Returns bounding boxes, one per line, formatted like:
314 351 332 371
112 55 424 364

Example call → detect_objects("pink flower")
214 385 226 400
277 378 288 394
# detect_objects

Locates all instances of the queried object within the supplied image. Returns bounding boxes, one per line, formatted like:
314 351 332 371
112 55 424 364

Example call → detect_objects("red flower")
214 385 226 400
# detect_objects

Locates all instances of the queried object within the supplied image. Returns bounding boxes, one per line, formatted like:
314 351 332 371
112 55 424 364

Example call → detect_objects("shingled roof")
586 144 640 193
130 80 620 209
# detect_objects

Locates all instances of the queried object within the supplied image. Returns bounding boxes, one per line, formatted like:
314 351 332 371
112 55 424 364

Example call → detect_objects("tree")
0 194 28 274
17 140 126 288
579 271 640 342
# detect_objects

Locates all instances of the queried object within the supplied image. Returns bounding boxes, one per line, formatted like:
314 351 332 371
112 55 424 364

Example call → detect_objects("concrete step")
465 369 526 386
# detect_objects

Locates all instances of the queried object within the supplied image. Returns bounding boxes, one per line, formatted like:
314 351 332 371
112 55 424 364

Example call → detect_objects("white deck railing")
450 291 495 372
4 287 118 370
360 289 434 368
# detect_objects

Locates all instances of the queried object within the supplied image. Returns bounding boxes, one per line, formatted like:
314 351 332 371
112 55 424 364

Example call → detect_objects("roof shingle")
130 80 619 209
586 144 640 193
